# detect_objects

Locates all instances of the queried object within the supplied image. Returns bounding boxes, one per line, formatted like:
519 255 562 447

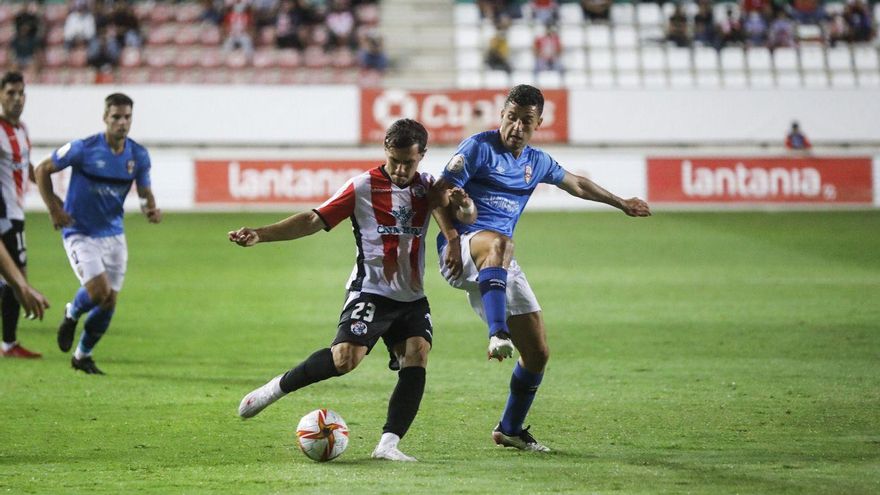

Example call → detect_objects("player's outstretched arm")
34 157 74 230
137 186 162 224
558 171 651 217
429 178 475 280
228 210 326 247
0 243 49 320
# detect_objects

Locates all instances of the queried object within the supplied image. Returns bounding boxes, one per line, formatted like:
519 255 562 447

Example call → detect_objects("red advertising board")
360 89 569 145
647 157 873 204
195 159 379 204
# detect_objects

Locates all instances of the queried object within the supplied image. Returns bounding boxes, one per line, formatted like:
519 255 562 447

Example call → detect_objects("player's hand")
144 207 162 224
620 198 651 217
448 187 469 207
442 236 463 280
48 208 74 230
11 284 49 321
228 227 260 247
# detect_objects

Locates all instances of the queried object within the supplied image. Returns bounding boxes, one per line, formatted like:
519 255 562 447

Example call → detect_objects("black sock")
1 286 20 343
382 366 426 438
279 348 340 393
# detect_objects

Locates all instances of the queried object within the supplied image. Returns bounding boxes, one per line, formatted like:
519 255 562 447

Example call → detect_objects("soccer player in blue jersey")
436 85 651 452
34 93 161 375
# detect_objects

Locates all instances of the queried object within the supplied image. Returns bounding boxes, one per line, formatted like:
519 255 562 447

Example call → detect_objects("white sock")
2 341 16 352
66 304 77 320
73 347 91 360
377 432 400 450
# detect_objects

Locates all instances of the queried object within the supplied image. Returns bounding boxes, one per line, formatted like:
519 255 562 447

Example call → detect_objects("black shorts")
331 292 433 354
0 220 26 269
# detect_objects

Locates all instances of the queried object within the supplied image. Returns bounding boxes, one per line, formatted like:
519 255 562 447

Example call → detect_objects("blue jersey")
51 133 151 238
440 130 565 240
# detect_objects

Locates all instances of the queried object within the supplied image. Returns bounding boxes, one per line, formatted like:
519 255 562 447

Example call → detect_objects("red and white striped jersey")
315 166 434 302
0 119 31 221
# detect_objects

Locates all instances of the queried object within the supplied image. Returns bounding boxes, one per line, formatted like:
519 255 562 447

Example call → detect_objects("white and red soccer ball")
296 408 349 462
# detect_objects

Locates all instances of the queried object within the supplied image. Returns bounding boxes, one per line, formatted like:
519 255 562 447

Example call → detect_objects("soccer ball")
296 408 349 462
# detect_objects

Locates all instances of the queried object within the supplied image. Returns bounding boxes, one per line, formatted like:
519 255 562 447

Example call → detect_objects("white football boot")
487 334 515 361
371 445 418 462
238 375 286 419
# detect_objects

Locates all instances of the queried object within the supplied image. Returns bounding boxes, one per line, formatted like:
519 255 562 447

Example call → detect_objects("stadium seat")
47 25 65 46
589 70 615 88
117 67 151 85
175 24 201 46
695 71 722 88
720 47 746 71
858 72 880 87
693 46 719 72
610 2 635 25
149 2 176 24
147 24 179 46
585 25 612 49
776 71 802 88
723 71 748 88
485 70 511 88
560 3 584 25
120 47 143 68
830 71 857 88
252 69 284 85
853 46 880 72
643 71 667 88
174 48 200 69
69 47 88 68
177 68 205 84
457 70 482 88
43 46 67 68
670 71 695 88
641 45 666 72
588 49 614 72
355 3 380 25
511 70 535 86
512 49 535 71
456 25 480 48
175 2 203 23
562 48 587 72
200 25 222 45
800 45 826 71
803 71 829 88
796 24 823 44
198 48 223 69
615 49 639 72
508 24 533 50
636 3 663 26
145 47 177 68
277 49 301 69
563 71 588 88
773 48 799 72
560 25 585 48
456 48 483 71
746 48 772 73
303 46 330 68
749 71 774 88
0 25 13 46
668 47 692 72
44 3 69 26
253 48 279 69
613 25 639 49
537 70 563 89
454 3 480 25
826 46 853 72
713 1 740 21
617 71 641 88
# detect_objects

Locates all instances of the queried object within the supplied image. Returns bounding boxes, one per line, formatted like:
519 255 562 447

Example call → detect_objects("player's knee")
522 344 550 370
98 292 117 310
87 285 112 306
331 343 364 374
400 338 430 368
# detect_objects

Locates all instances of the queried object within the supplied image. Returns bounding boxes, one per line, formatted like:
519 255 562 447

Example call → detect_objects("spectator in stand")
326 0 357 49
108 2 142 48
767 10 796 49
785 121 812 151
478 0 523 23
87 25 121 71
826 11 849 46
357 32 389 72
530 0 559 25
740 0 768 15
252 0 281 31
12 1 45 71
276 0 306 50
744 8 769 46
666 3 690 47
844 0 875 42
580 0 611 23
717 6 745 47
63 0 97 50
199 0 226 26
222 0 256 59
534 23 562 73
791 0 825 25
693 0 717 46
486 17 513 73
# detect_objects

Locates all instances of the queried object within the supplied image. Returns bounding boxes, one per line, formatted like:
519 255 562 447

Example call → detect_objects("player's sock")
382 366 426 438
1 286 20 344
70 287 97 320
2 341 16 352
499 362 543 435
279 348 341 393
478 267 509 337
77 307 115 355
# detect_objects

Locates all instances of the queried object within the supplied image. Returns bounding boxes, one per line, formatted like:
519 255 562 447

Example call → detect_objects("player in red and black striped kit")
230 119 475 461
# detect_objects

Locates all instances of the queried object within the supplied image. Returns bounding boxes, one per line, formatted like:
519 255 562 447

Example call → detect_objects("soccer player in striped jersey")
231 119 475 462
0 71 49 358
35 93 162 375
436 85 651 452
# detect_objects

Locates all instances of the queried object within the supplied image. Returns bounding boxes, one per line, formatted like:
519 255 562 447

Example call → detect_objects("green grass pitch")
1 211 878 494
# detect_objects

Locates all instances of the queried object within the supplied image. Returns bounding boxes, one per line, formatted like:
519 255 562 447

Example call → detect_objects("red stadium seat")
147 24 179 46
277 49 301 68
175 2 203 23
0 4 14 26
176 68 206 84
44 46 68 68
174 47 201 69
68 47 88 68
145 47 177 68
0 25 14 45
355 4 380 25
118 68 151 84
303 46 330 68
150 3 176 24
120 47 143 68
0 50 7 67
253 48 279 69
200 26 222 46
225 50 249 69
204 68 232 84
68 68 97 84
46 25 65 46
331 47 356 69
174 24 202 46
38 68 67 85
198 48 223 69
252 69 283 85
44 3 69 26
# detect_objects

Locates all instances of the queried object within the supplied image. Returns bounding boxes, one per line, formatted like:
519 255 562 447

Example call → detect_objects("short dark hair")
1 71 24 90
505 84 544 116
384 118 428 153
104 93 134 111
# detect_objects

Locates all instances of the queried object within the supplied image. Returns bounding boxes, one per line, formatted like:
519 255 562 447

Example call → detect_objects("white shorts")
439 230 541 322
63 234 128 292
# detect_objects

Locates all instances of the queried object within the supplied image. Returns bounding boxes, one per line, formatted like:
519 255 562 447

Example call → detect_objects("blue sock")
478 267 508 337
77 307 114 355
500 362 543 435
70 287 97 320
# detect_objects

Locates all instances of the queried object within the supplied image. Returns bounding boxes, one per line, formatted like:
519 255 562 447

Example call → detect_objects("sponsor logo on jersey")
96 160 106 168
411 183 426 198
524 164 533 184
446 154 465 173
56 142 72 159
350 320 368 336
376 225 424 236
127 160 135 175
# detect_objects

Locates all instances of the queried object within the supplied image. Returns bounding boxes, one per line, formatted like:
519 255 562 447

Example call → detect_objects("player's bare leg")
469 231 516 360
239 343 363 419
492 311 551 452
372 337 428 462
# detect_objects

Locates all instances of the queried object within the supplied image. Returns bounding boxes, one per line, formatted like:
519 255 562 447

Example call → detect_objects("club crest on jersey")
524 164 533 184
350 321 368 336
446 154 465 173
390 205 414 225
411 183 426 198
127 160 135 175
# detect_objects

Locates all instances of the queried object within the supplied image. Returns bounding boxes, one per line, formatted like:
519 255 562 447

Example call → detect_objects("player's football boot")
71 355 105 375
487 334 514 361
238 375 286 419
57 303 79 352
492 424 551 452
1 343 42 358
371 445 418 462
